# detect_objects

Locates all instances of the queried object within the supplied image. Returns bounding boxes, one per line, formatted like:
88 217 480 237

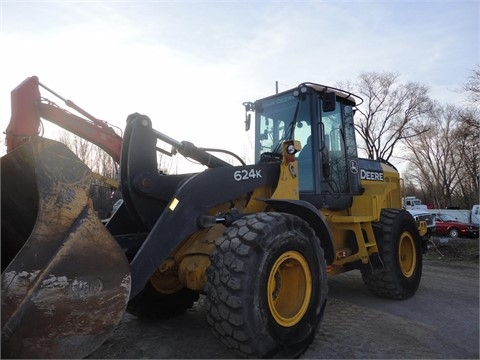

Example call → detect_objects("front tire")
361 209 422 300
205 212 328 358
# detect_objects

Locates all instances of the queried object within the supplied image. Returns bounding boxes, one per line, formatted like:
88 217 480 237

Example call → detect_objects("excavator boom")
5 76 123 163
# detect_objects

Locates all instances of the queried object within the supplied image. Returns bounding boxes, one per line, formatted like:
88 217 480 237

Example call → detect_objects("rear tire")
448 227 459 238
205 212 328 358
361 209 422 300
127 281 199 320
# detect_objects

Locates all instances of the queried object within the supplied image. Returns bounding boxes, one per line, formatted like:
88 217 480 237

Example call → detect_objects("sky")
0 0 478 173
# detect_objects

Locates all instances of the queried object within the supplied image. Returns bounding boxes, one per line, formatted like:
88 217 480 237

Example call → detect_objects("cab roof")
299 82 363 106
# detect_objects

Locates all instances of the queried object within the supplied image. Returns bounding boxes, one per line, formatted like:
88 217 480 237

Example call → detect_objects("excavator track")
1 138 130 359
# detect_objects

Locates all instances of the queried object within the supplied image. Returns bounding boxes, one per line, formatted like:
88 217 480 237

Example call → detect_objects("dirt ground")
89 238 479 359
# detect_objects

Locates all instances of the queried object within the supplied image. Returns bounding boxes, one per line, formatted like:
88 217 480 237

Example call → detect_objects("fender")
262 198 335 264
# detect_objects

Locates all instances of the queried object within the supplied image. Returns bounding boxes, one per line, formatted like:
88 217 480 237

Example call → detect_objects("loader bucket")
1 138 131 359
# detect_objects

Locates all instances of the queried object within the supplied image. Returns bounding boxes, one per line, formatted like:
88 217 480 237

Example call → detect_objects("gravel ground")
89 239 479 359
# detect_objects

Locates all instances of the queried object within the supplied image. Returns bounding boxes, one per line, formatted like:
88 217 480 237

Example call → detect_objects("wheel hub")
267 250 312 327
398 231 417 278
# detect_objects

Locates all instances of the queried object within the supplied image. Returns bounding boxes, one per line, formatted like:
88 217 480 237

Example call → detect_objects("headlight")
287 144 296 155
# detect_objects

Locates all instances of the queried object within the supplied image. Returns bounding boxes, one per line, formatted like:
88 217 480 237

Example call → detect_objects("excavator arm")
5 76 123 163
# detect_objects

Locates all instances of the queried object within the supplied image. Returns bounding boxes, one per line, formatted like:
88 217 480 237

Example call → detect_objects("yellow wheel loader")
1 79 426 358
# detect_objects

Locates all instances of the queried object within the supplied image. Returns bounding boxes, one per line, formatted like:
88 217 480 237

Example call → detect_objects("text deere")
361 169 384 181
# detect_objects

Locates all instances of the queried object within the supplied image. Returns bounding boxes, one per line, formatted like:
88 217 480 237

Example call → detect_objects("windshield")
437 214 458 222
254 91 310 161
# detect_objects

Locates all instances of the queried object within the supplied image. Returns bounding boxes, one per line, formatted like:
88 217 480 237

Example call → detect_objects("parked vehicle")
433 213 479 238
402 196 428 210
407 209 436 239
428 206 480 226
403 196 480 226
471 205 480 225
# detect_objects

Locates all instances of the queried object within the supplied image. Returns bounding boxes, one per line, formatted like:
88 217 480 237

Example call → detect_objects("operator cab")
246 83 363 210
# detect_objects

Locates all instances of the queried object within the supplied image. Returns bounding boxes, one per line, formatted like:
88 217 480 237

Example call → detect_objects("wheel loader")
1 77 427 359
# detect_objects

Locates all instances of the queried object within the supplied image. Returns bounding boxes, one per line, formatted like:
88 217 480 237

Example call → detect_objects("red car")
433 213 479 238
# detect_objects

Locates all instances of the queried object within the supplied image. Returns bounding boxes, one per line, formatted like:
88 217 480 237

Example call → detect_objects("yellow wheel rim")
150 268 183 294
267 250 312 327
398 231 417 278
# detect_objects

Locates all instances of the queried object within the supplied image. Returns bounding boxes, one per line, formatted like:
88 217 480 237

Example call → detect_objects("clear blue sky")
0 0 478 169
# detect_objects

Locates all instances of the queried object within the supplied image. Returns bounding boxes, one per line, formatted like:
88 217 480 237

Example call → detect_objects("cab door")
298 93 361 210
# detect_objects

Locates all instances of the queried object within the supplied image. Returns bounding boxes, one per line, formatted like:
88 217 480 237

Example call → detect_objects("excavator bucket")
1 138 131 359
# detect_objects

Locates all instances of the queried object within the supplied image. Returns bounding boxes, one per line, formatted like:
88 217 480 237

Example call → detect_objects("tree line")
348 67 479 209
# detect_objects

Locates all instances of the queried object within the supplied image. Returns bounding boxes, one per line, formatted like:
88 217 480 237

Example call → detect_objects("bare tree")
58 130 180 176
453 107 480 205
57 131 119 218
462 65 480 105
351 72 432 161
58 130 118 178
403 103 478 208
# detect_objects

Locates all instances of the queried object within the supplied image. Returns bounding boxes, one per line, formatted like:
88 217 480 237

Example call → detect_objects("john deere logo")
350 160 358 174
360 169 384 181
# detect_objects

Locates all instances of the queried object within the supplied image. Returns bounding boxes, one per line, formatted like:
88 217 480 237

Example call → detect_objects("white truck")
472 205 480 225
402 196 428 210
432 205 480 225
402 197 435 238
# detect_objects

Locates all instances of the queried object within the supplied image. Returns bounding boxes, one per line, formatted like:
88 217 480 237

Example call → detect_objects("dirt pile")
427 237 479 262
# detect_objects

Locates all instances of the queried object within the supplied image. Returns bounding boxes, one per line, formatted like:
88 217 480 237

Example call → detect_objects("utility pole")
275 81 278 94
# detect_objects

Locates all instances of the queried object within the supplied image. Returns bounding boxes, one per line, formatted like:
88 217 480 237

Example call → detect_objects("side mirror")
242 101 254 131
323 92 336 112
245 113 251 131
